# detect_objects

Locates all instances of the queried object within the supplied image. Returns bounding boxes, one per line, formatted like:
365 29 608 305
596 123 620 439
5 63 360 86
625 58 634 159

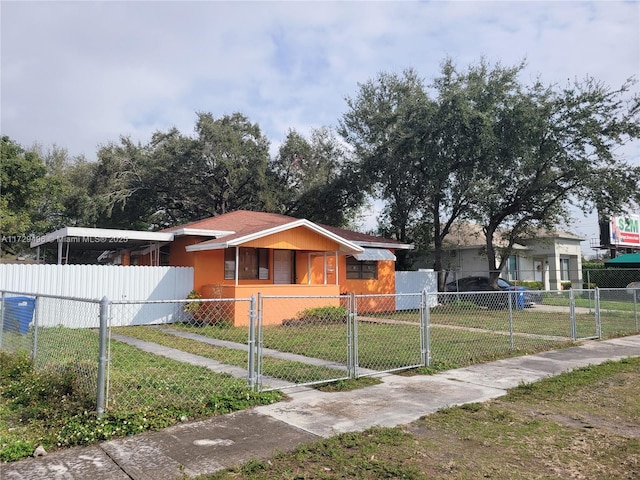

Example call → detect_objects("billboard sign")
609 214 640 247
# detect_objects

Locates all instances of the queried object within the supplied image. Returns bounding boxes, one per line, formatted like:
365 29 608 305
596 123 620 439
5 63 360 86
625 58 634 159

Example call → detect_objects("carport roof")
30 227 174 250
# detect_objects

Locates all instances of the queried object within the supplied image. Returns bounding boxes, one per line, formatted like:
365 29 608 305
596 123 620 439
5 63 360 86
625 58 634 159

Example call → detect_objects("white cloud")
2 0 638 251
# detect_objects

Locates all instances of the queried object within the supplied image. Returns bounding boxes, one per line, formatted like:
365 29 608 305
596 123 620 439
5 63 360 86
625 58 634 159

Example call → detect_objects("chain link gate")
254 292 430 391
255 294 354 391
353 293 427 377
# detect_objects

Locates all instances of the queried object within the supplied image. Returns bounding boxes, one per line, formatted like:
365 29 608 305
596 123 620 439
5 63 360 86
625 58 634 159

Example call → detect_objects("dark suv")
444 276 543 309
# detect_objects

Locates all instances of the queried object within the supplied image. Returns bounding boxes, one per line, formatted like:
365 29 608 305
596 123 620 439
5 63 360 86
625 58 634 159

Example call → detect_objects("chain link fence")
584 268 640 289
2 286 638 419
354 293 426 376
0 292 102 415
106 298 253 414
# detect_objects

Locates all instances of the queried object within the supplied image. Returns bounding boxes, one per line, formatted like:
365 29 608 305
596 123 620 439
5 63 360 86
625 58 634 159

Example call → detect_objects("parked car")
444 276 543 309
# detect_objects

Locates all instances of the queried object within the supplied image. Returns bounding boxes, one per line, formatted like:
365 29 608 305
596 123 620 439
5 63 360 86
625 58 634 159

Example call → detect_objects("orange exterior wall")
340 257 396 314
242 226 342 251
169 236 203 267
218 284 341 326
166 230 398 325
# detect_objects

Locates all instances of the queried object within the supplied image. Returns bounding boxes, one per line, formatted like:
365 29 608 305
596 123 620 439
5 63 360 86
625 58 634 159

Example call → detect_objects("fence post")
634 288 639 333
31 296 40 363
0 291 5 349
508 291 514 349
256 294 263 391
594 287 601 339
248 295 257 390
420 289 431 367
569 289 577 341
346 293 353 378
96 296 110 419
350 292 359 378
587 270 593 313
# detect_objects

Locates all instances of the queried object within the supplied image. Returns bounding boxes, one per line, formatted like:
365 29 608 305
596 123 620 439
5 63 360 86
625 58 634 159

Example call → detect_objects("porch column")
234 246 239 286
570 256 582 289
57 239 63 264
323 252 327 285
547 254 560 290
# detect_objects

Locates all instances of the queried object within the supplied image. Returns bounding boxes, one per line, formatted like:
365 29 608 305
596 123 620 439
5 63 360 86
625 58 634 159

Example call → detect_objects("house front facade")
32 211 413 325
417 223 585 290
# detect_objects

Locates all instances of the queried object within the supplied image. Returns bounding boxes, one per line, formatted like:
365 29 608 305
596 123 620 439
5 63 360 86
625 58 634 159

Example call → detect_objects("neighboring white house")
415 223 585 290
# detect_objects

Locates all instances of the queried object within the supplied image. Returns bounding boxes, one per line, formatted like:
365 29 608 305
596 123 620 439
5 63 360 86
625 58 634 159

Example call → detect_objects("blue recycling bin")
2 296 36 333
509 290 525 310
515 291 525 310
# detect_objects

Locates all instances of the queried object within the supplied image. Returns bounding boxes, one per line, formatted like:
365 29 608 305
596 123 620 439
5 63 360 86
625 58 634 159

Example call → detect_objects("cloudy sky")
2 1 639 253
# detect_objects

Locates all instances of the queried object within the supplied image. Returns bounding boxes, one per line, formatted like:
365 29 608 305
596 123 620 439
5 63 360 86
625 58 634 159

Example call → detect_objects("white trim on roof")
185 219 364 254
171 228 235 237
356 240 413 250
352 248 397 261
30 227 174 247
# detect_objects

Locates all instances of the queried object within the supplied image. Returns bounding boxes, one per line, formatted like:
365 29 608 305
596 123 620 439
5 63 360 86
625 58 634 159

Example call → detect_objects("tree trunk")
485 226 501 288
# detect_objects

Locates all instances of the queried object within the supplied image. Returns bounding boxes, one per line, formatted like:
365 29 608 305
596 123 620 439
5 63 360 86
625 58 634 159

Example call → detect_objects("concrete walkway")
2 335 640 480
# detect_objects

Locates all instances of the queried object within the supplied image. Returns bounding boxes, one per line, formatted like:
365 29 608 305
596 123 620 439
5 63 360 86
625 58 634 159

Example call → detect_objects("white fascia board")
172 228 235 237
30 227 174 247
186 241 228 252
30 227 67 247
356 241 414 250
186 219 365 254
352 248 397 261
233 219 364 254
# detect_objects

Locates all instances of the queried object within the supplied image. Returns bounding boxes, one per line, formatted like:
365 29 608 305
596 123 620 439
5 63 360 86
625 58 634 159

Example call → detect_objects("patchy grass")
114 326 352 386
203 357 640 480
171 319 573 374
0 348 282 463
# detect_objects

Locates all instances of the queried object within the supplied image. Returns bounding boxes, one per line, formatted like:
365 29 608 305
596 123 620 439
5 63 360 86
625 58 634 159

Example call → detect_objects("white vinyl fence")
0 264 194 327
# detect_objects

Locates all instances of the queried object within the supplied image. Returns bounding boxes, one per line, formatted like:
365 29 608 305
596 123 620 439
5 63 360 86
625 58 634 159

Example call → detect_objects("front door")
534 260 544 282
274 250 293 284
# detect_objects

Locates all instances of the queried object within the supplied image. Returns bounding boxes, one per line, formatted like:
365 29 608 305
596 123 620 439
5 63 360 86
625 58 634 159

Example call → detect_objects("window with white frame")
506 256 519 281
224 247 269 280
560 257 571 281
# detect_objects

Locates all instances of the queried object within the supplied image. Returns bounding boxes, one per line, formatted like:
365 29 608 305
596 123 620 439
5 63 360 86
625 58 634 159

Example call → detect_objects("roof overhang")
171 228 235 238
186 219 364 254
352 248 397 261
356 240 413 250
30 227 174 249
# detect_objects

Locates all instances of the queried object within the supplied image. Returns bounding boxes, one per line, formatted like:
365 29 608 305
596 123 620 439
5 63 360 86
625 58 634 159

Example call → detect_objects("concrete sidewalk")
3 335 640 480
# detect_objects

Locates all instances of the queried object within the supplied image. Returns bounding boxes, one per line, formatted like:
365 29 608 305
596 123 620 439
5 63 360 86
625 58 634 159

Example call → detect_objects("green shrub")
0 440 35 462
513 281 543 290
284 305 349 325
0 351 32 381
183 289 202 315
1 353 95 423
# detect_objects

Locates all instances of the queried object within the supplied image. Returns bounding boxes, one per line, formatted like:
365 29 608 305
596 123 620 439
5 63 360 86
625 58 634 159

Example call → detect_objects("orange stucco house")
31 210 413 325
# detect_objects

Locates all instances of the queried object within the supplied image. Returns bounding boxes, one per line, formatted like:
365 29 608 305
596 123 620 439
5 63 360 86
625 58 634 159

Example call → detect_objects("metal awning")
352 248 396 261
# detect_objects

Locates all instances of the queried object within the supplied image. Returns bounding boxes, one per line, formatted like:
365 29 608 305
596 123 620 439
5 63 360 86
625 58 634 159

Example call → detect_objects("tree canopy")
340 57 640 286
269 127 364 227
0 137 66 254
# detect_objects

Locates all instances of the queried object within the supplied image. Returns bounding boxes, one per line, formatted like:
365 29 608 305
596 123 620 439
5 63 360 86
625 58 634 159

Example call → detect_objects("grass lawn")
0 329 282 462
